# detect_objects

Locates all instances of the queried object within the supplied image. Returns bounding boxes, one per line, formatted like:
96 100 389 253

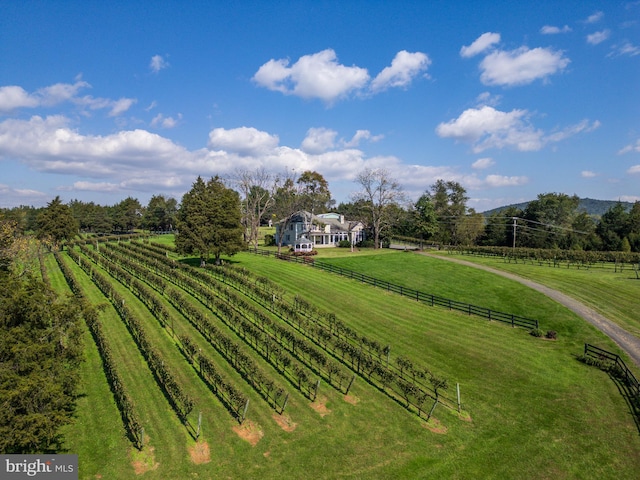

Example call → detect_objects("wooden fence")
584 344 640 397
250 248 539 330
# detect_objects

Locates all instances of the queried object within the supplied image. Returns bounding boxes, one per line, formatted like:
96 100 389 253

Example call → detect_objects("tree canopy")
175 176 244 264
0 220 84 452
352 168 405 249
36 196 79 249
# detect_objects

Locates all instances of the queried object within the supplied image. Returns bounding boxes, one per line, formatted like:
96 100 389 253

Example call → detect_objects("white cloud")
0 115 189 177
472 157 495 169
72 181 120 192
628 165 640 174
484 174 528 187
460 32 501 58
150 55 169 73
618 139 640 154
585 11 604 24
0 86 39 112
301 127 337 154
436 106 542 152
545 119 601 143
108 98 137 117
620 195 640 202
0 183 47 208
587 30 611 45
540 25 572 34
252 49 369 103
608 42 640 57
479 46 570 86
0 81 90 112
581 170 598 178
370 51 431 92
151 113 182 129
343 129 383 148
208 126 279 156
436 106 598 153
253 49 428 103
475 91 502 107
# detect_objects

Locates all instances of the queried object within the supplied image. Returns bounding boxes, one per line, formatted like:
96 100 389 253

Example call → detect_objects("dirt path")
421 253 640 368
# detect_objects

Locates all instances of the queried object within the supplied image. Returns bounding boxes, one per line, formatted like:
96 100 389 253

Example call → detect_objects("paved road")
422 253 640 368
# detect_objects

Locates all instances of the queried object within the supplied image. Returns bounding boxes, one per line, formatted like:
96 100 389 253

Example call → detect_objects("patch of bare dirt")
232 420 264 446
422 417 448 434
344 394 360 405
309 395 331 417
458 411 473 422
272 413 297 432
130 437 159 475
189 440 211 464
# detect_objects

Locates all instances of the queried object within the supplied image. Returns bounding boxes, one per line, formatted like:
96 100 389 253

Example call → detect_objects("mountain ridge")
481 198 635 217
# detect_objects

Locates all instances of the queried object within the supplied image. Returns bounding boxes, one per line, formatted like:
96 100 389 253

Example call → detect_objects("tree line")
3 169 639 256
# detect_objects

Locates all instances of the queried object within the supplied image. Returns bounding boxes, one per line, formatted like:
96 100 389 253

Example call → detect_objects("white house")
275 211 365 251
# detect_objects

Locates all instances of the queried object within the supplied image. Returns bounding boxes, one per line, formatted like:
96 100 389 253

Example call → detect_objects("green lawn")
430 251 640 339
46 244 640 479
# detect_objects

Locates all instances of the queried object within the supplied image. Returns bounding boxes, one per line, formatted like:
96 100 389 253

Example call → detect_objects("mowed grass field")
429 251 640 339
48 240 640 479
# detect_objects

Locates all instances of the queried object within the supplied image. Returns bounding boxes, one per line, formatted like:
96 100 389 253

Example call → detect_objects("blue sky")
1 0 638 211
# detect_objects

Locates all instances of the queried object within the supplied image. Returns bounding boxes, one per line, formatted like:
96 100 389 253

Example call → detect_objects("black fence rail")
250 248 539 330
584 344 640 397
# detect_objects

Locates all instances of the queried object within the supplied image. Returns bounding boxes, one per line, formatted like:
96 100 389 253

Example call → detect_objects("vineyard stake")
241 399 250 424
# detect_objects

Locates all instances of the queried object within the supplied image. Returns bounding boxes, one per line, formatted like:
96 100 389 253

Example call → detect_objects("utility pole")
512 217 517 248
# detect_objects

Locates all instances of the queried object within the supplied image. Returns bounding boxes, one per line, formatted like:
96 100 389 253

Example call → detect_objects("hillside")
482 197 634 217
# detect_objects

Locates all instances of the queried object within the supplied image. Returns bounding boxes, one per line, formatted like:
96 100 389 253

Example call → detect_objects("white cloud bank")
0 81 136 116
436 106 599 153
252 49 430 103
0 115 526 205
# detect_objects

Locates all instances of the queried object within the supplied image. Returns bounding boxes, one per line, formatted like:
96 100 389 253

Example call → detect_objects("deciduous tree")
352 168 405 249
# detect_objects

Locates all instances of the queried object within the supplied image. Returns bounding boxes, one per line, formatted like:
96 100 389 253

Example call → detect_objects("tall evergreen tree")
36 196 78 249
1 221 84 452
175 176 244 264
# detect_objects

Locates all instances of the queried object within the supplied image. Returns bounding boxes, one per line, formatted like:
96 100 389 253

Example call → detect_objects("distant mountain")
482 198 635 217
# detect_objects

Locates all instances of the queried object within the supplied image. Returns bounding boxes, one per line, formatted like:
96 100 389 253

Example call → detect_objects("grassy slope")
45 252 134 478
228 251 640 478
48 243 640 479
431 251 640 338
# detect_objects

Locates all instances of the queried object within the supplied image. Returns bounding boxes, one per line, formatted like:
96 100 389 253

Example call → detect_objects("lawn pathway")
421 252 640 368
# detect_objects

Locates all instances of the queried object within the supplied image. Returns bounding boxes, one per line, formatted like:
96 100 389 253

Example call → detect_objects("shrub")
338 240 351 248
545 330 557 340
529 328 543 337
357 239 376 248
263 234 275 246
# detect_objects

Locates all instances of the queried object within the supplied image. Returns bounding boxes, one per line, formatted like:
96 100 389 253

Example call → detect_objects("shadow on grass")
575 354 640 436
